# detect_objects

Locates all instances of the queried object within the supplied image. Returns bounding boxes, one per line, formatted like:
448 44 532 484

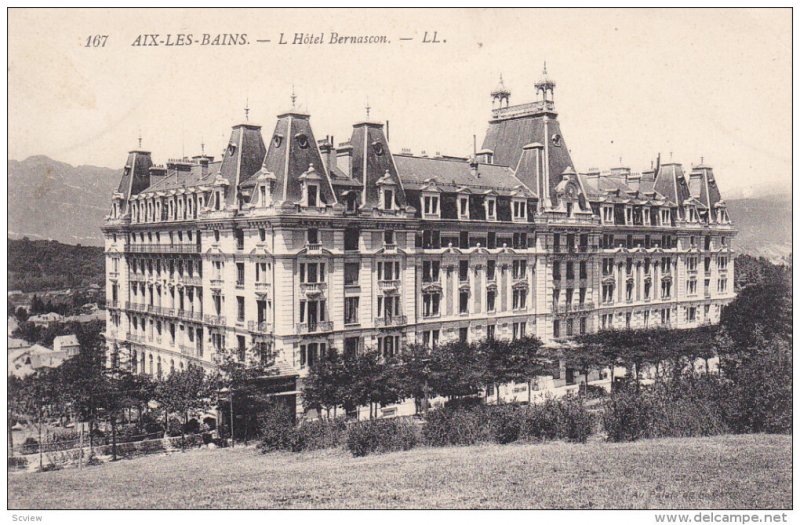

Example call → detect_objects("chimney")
336 143 353 178
319 136 337 174
149 165 167 186
469 157 479 178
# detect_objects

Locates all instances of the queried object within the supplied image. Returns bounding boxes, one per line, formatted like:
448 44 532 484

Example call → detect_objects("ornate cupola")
490 74 511 108
534 61 556 103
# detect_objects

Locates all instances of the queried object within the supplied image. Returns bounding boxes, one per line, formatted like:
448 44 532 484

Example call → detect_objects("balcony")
254 282 271 294
180 345 195 357
295 321 333 334
300 282 327 296
375 315 408 327
182 275 202 286
235 281 245 290
247 320 272 333
108 271 119 279
126 244 201 254
210 278 224 288
377 279 401 293
306 242 322 251
127 333 145 343
108 301 120 309
204 314 226 326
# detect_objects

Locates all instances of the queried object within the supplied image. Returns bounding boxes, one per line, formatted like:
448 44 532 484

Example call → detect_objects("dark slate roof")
216 124 267 206
117 150 153 198
394 154 534 195
350 122 407 207
654 163 692 208
140 161 222 193
262 112 337 205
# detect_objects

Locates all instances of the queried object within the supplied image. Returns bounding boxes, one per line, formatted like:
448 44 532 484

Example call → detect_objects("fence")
9 431 217 473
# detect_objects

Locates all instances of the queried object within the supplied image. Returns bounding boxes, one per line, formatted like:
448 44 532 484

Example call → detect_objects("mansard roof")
395 154 535 197
140 161 222 194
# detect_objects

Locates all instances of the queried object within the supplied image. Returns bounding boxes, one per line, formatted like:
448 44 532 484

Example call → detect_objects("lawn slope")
8 434 790 509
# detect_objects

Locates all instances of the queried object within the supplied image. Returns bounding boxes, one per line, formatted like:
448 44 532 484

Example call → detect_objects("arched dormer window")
376 170 397 211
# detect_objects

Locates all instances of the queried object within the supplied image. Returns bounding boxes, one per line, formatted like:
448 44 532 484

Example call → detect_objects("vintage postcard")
6 7 792 516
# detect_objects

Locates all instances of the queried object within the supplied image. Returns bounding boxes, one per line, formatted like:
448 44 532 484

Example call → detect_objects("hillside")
8 435 790 509
8 155 120 246
8 238 104 292
727 195 792 263
6 155 792 261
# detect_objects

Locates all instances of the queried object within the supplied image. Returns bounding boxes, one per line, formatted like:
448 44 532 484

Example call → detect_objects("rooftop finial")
543 61 548 76
244 98 250 122
201 138 205 155
291 85 297 109
137 129 142 149
365 99 371 120
701 156 704 164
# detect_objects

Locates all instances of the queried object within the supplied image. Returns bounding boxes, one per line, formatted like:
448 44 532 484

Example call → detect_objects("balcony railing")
127 333 145 343
295 321 333 334
247 320 272 333
374 315 408 327
126 244 201 254
210 278 224 288
254 282 271 293
377 279 401 292
204 314 226 326
300 282 327 295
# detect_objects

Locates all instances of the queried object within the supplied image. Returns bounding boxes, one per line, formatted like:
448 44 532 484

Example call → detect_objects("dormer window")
512 199 527 221
485 197 497 221
458 196 470 219
661 209 671 225
625 206 633 225
423 194 439 216
296 133 310 149
602 205 614 224
307 183 319 207
383 189 394 210
372 141 385 156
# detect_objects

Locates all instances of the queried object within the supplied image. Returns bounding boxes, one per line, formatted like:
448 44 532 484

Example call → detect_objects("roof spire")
543 61 548 77
244 98 250 122
290 85 297 109
137 129 142 149
365 99 371 120
201 138 205 155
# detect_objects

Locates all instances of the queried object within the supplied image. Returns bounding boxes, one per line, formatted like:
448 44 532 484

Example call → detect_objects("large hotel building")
103 69 736 408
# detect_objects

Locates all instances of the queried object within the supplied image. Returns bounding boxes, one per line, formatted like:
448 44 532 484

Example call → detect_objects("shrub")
346 418 418 457
423 407 492 447
257 402 298 453
22 437 38 454
294 418 347 452
603 378 729 442
8 456 28 470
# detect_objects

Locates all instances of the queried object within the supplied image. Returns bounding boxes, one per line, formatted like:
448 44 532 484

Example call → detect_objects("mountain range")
6 156 793 262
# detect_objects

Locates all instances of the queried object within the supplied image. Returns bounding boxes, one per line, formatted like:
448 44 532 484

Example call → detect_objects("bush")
22 437 38 454
603 378 729 442
294 418 347 452
257 402 298 453
423 407 492 447
346 418 418 457
8 456 28 470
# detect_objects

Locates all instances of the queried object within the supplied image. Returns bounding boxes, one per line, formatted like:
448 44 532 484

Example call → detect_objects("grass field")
8 434 790 509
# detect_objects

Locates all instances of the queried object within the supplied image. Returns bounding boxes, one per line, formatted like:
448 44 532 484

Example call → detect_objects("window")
487 325 496 340
378 335 400 358
687 257 698 272
602 258 613 275
602 206 614 223
422 292 441 317
300 342 326 369
487 260 496 281
661 279 672 299
377 295 400 318
459 260 469 282
459 327 469 343
459 290 469 314
237 296 245 322
486 198 496 220
579 287 586 305
553 261 561 280
601 314 612 329
423 195 440 215
643 310 650 328
422 260 440 282
422 330 440 348
626 312 632 329
579 317 587 335
626 281 634 302
513 322 526 340
718 257 728 271
344 262 360 286
344 337 360 358
686 307 697 322
552 320 560 338
512 288 527 310
566 318 574 337
344 297 359 325
344 228 360 251
307 228 319 245
512 260 527 279
237 335 246 361
307 184 318 207
377 260 400 281
602 283 614 304
384 230 395 246
644 280 651 299
236 262 245 287
486 289 496 312
566 261 575 280
579 261 587 279
235 229 244 250
259 228 266 242
687 279 697 295
512 200 527 220
383 189 394 210
717 278 728 293
458 196 469 218
661 308 671 325
299 262 325 283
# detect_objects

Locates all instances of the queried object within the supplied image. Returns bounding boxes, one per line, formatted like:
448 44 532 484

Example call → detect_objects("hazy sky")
9 8 791 198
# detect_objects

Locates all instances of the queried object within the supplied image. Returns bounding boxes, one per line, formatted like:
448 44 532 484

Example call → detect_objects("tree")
428 341 485 400
302 349 347 418
154 366 212 445
397 343 436 414
338 350 403 420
